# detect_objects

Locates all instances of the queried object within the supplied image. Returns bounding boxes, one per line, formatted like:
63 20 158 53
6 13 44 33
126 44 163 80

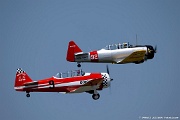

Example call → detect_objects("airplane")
66 41 157 67
14 66 113 100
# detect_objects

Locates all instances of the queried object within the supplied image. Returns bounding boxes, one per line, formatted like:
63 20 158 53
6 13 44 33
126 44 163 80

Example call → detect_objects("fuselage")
74 46 150 64
15 72 111 93
66 41 156 65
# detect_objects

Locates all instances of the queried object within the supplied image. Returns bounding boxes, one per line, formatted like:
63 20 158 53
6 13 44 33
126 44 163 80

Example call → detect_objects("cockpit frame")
102 42 133 50
54 69 85 78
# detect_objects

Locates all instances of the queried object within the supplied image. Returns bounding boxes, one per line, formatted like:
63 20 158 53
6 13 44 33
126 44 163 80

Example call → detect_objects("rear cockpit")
101 42 133 50
54 69 85 78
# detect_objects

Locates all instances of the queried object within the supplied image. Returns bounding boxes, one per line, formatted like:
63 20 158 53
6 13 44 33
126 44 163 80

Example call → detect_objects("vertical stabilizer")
66 40 82 62
14 68 33 90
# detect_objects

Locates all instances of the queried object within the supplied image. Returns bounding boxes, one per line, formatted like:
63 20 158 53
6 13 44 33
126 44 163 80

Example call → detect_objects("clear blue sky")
1 0 180 120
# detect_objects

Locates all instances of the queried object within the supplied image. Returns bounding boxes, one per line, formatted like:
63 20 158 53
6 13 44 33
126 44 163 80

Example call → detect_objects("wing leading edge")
67 78 103 93
116 50 146 64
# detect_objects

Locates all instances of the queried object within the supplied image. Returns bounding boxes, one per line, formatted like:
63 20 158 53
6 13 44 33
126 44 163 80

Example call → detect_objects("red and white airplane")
14 67 113 100
66 41 157 67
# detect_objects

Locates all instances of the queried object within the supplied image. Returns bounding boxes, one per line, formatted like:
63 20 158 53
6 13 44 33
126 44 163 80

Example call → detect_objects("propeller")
106 64 110 75
106 65 113 94
154 45 157 53
106 65 113 81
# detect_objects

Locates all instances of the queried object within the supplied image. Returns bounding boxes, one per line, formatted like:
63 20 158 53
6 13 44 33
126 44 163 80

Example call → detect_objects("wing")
116 50 146 63
67 78 103 93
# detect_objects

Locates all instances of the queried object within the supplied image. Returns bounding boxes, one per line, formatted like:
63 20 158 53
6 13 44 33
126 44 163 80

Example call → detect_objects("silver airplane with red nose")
66 41 157 67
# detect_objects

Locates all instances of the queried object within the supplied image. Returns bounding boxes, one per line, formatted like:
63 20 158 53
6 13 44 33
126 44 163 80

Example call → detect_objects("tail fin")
66 40 82 62
14 68 33 90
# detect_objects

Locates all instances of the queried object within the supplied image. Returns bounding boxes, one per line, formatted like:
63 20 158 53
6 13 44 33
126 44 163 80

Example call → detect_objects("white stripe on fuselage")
55 79 93 87
14 78 93 91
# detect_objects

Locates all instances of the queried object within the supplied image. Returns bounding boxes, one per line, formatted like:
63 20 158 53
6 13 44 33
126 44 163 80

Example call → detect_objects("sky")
1 0 180 120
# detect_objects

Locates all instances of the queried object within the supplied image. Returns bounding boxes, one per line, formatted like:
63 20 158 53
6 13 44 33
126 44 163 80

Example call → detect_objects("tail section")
66 40 82 62
14 68 33 90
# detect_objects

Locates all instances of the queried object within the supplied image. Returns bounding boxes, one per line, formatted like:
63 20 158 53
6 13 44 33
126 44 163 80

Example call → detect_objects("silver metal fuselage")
75 47 147 64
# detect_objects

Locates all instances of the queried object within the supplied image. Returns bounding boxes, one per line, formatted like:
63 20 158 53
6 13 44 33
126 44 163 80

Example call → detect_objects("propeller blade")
154 45 157 53
106 65 113 81
106 65 110 75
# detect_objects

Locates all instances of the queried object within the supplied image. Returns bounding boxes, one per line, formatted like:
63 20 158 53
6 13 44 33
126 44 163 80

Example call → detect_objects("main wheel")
92 94 100 100
26 93 30 98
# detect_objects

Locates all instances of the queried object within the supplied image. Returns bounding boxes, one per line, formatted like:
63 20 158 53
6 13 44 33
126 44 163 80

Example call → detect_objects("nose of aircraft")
146 45 157 59
101 65 113 88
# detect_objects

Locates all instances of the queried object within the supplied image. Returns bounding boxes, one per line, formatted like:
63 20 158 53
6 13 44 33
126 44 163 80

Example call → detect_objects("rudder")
14 68 33 90
66 40 82 62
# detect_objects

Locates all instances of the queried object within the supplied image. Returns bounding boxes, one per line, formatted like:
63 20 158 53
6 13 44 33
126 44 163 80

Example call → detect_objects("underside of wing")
117 50 146 63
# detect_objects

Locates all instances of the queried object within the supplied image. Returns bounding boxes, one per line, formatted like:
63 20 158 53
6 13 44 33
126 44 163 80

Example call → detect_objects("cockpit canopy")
54 69 85 78
102 42 133 50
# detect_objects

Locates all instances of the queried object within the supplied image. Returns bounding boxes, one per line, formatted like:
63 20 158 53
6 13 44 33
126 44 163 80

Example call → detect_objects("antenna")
136 34 138 45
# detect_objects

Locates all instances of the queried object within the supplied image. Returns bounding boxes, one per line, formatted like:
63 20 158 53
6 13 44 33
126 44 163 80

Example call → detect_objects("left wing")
67 78 103 93
82 78 103 86
116 50 146 63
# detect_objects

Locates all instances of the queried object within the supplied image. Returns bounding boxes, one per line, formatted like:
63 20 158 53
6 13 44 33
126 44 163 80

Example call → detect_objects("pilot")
81 70 85 76
123 43 127 48
60 73 62 78
124 43 126 48
117 43 121 49
77 70 80 76
108 45 111 50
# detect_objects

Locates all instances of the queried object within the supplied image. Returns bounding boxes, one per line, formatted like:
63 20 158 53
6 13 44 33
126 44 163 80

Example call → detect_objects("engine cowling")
145 45 155 59
101 73 111 88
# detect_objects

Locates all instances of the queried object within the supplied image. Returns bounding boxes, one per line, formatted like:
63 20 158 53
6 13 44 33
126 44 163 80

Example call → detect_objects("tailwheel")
26 92 30 98
26 93 30 98
92 94 100 100
77 63 81 67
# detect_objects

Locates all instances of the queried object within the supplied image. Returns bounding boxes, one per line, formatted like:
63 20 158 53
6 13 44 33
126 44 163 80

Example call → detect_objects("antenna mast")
136 34 138 45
